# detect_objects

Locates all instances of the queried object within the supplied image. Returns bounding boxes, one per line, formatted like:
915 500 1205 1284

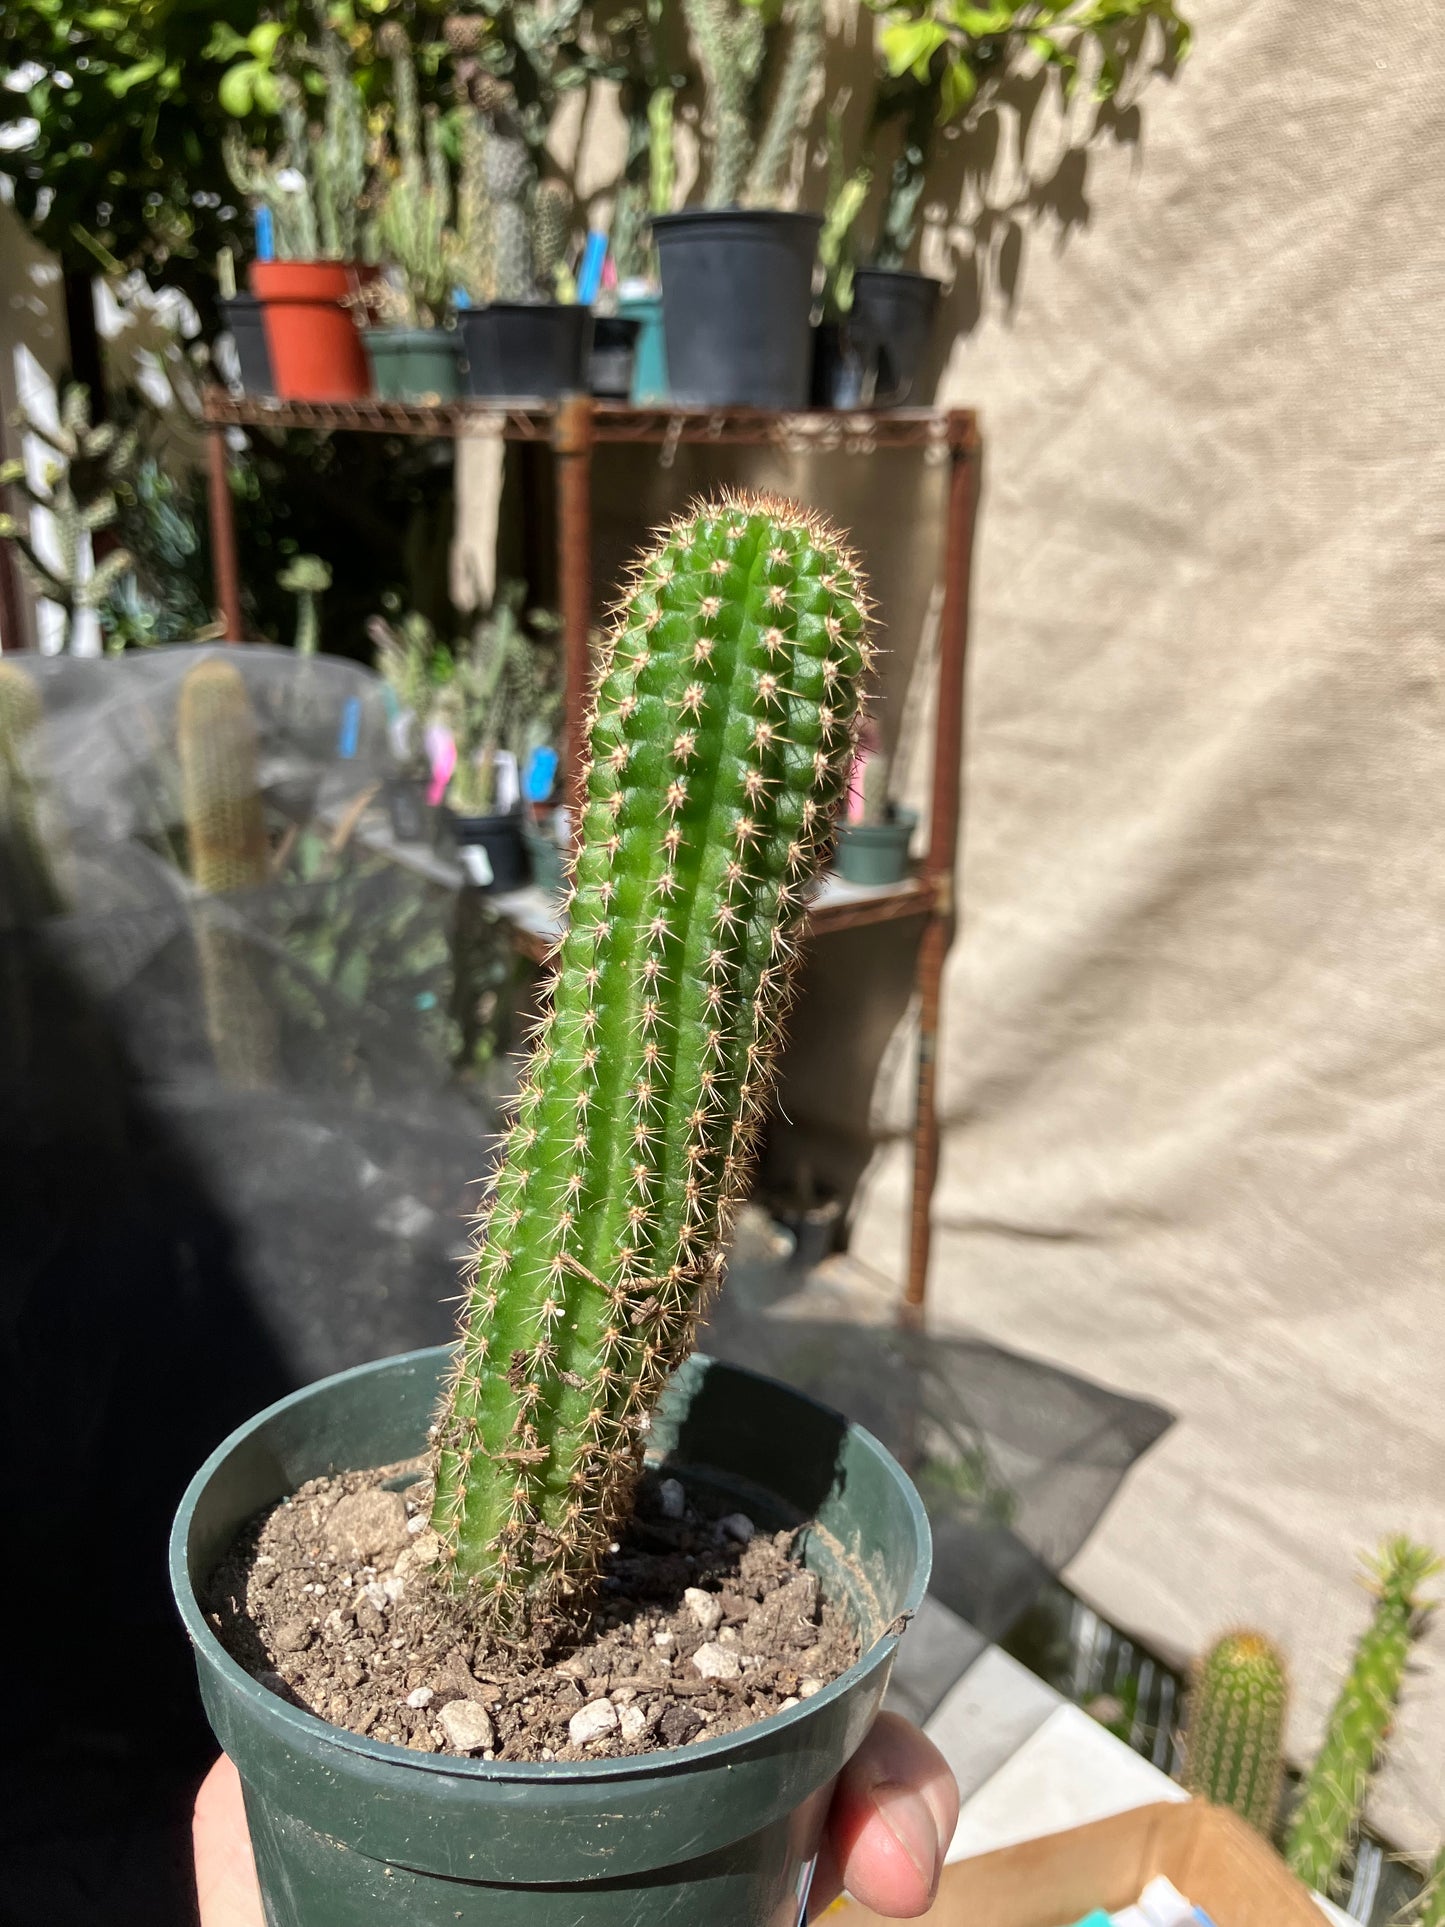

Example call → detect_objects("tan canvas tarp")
839 0 1445 1852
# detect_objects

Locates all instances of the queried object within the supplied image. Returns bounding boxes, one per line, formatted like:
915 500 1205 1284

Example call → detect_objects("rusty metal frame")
200 389 979 1319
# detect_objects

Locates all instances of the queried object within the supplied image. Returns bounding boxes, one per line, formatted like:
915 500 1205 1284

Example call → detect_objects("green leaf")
938 53 976 119
218 63 257 118
880 17 950 79
104 55 163 98
246 22 287 57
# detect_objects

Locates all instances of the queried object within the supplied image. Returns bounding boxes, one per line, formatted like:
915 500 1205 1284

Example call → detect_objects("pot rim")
171 1344 930 1787
650 208 824 234
852 266 942 290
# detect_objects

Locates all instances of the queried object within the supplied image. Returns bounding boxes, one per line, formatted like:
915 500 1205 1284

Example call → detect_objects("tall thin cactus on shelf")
178 657 279 1090
277 555 332 657
1284 1538 1441 1895
0 383 135 655
223 27 368 263
371 23 456 328
1181 1630 1289 1835
428 493 873 1627
681 0 823 208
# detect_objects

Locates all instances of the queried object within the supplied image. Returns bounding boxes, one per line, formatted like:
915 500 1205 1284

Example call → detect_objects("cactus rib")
430 493 873 1626
1182 1630 1289 1835
1285 1537 1441 1895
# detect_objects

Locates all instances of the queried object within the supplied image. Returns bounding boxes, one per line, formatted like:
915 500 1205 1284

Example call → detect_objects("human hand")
194 1710 957 1924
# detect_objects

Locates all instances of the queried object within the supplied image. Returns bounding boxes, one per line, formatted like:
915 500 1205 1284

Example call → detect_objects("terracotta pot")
249 261 372 403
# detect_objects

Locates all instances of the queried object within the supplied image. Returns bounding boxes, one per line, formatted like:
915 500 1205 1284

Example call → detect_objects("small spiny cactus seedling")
531 178 574 299
0 661 66 922
278 554 332 658
429 494 873 1627
178 657 279 1089
0 383 136 656
1181 1630 1289 1835
1285 1537 1441 1894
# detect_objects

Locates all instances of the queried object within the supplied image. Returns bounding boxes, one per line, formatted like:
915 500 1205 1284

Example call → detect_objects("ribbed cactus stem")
455 107 494 304
532 179 573 296
1285 1538 1441 1894
0 662 65 922
1182 1631 1289 1835
430 494 872 1625
683 0 760 207
746 0 823 205
485 126 535 302
178 659 270 896
649 86 676 216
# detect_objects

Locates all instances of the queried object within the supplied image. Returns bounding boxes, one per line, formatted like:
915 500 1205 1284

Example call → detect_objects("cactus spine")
0 662 65 922
178 658 278 1090
430 494 872 1623
1181 1631 1289 1835
1285 1538 1441 1894
1414 1848 1445 1926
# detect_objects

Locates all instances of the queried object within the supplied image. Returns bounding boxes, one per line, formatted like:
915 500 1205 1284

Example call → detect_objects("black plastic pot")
172 1347 930 1927
384 775 434 846
220 293 275 398
653 210 822 409
458 304 593 401
445 807 529 890
850 269 942 406
589 314 642 399
810 321 877 410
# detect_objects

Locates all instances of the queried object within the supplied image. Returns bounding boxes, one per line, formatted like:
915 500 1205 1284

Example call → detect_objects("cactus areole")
430 494 872 1628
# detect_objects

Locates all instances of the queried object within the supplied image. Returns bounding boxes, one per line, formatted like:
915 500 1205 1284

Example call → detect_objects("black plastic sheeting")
0 647 1169 1925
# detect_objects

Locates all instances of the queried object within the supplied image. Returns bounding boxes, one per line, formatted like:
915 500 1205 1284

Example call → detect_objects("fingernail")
869 1780 939 1890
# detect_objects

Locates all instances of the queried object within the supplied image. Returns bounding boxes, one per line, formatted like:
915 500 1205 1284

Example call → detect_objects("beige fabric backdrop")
842 0 1445 1851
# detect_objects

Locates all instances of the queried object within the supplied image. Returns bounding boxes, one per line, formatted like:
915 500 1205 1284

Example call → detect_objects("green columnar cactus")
277 555 331 657
485 126 536 302
1285 1538 1441 1894
0 383 136 656
223 28 368 264
0 661 65 922
178 658 278 1090
178 658 271 897
1181 1631 1289 1835
532 179 573 298
455 107 495 305
682 0 821 208
429 494 872 1625
650 84 677 218
372 24 456 328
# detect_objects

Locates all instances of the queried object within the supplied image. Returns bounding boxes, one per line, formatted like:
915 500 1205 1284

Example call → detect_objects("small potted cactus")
172 496 930 1926
653 0 824 408
224 29 373 403
362 24 463 403
448 20 589 401
832 735 917 886
611 83 678 402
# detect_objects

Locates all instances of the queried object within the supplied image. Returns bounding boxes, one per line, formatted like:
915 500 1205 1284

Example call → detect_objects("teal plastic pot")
618 290 668 402
364 328 461 402
833 809 920 887
171 1347 929 1927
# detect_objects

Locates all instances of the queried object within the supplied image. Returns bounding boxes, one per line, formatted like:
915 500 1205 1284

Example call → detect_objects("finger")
816 1712 959 1919
193 1754 266 1927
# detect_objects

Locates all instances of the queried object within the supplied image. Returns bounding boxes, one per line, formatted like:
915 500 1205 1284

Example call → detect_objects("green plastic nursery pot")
364 328 461 403
833 810 920 887
172 1346 930 1927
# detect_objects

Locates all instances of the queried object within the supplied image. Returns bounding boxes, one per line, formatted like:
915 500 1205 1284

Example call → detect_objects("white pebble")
684 1587 723 1633
569 1699 619 1747
618 1703 648 1742
658 1478 686 1520
407 1515 425 1533
798 1677 823 1699
382 1576 405 1603
653 1629 675 1648
717 1512 755 1545
405 1686 434 1709
363 1581 390 1612
779 1695 799 1710
692 1640 741 1681
439 1700 494 1752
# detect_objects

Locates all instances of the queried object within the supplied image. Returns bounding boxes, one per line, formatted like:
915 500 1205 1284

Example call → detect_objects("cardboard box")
832 1801 1323 1927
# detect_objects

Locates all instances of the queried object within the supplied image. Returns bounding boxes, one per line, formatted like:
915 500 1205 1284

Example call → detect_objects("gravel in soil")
207 1462 858 1762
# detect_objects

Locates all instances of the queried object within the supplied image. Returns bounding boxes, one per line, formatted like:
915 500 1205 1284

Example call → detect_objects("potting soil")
209 1460 859 1761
